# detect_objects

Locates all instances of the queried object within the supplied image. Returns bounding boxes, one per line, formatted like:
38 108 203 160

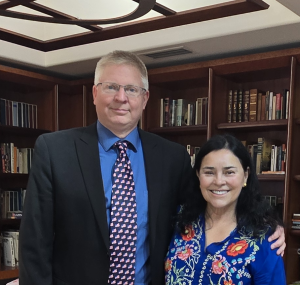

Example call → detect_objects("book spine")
237 90 243 122
249 89 257 122
228 90 232 123
257 93 262 121
243 90 250 122
275 93 282 120
232 90 237 123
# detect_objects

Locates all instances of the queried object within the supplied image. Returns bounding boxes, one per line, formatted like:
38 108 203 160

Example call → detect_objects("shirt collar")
96 120 139 152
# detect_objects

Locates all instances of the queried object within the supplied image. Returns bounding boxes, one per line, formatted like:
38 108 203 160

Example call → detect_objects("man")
19 50 285 285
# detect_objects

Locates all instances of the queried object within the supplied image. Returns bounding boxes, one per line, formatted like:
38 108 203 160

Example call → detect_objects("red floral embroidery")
165 258 172 271
177 246 193 261
182 225 195 241
227 240 248 256
212 256 226 274
224 280 234 285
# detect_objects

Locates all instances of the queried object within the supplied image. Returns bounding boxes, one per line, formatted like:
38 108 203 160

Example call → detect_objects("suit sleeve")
19 135 54 285
251 233 287 285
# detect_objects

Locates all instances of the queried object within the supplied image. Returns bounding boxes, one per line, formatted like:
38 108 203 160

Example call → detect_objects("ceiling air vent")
142 47 192 59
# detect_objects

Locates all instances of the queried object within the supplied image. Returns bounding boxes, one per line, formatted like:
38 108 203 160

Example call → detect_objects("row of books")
1 230 19 267
0 98 38 128
228 89 290 123
1 142 34 174
160 97 208 127
292 213 300 230
187 145 200 167
1 188 26 219
243 138 286 174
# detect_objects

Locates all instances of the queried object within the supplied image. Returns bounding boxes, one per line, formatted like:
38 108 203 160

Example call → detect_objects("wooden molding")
0 0 269 51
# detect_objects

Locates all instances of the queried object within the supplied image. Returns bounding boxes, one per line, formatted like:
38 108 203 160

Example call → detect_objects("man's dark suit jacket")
19 123 193 285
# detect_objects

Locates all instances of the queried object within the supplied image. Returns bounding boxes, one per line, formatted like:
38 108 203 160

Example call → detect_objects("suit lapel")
75 123 109 251
139 129 163 252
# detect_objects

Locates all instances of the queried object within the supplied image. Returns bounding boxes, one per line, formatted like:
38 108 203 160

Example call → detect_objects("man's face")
93 64 149 137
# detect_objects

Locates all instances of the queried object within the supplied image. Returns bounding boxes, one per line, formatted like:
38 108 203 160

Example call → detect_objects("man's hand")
268 225 286 256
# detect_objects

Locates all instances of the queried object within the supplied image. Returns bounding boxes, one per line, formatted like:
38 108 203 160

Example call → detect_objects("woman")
165 134 286 285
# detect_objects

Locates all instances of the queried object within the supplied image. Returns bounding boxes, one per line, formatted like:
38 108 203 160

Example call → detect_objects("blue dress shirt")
97 121 150 285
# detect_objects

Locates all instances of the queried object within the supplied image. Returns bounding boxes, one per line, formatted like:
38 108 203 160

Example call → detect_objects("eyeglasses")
96 82 147 98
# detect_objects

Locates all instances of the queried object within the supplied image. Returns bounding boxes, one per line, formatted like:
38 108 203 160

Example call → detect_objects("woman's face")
197 149 248 213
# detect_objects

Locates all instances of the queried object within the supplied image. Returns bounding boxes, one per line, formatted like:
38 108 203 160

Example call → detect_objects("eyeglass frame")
96 82 147 98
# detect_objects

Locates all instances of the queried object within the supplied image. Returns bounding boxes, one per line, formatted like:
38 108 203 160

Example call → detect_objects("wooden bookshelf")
145 47 300 284
0 64 61 281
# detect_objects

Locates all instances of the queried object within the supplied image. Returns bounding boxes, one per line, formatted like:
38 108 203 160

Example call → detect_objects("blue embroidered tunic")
165 216 286 285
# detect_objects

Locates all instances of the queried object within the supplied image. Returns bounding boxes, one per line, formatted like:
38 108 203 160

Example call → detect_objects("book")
195 97 203 125
7 210 22 219
237 90 243 122
202 97 208 125
160 98 163 127
227 90 232 123
3 230 19 265
256 138 263 174
232 90 238 123
261 93 266 121
163 98 170 127
275 93 282 119
243 90 250 122
259 137 273 172
249 89 258 121
2 236 16 267
0 98 6 125
169 99 176 127
176 99 192 126
187 103 195 126
268 91 273 120
257 92 262 121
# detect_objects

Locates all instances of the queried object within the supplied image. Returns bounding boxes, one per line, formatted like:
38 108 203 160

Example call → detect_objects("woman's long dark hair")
177 134 283 237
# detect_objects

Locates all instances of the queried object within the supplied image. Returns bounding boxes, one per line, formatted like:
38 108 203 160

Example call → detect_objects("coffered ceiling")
0 0 300 78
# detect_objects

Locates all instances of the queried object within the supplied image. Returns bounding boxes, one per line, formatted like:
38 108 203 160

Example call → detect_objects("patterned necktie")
108 141 137 285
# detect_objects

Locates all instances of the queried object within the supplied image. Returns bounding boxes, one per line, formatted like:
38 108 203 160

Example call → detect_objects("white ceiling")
0 0 300 79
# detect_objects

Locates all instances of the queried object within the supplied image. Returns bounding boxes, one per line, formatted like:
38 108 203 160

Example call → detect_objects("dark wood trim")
257 174 285 181
131 0 176 16
148 125 207 135
0 0 269 51
0 267 19 280
217 119 288 130
24 2 102 32
0 125 51 135
294 175 300 181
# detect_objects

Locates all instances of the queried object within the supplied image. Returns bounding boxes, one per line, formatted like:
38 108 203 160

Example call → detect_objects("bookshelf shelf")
0 173 29 188
0 125 51 136
257 174 285 181
294 175 300 181
0 267 18 280
0 219 21 226
290 229 300 237
149 125 207 135
217 119 288 130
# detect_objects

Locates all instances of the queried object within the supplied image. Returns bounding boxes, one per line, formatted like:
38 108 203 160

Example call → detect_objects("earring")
243 182 247 187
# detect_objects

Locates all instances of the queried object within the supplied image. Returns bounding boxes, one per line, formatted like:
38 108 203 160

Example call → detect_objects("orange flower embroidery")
165 258 172 271
212 256 226 274
224 280 234 285
227 240 248 256
182 225 195 241
177 246 193 261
